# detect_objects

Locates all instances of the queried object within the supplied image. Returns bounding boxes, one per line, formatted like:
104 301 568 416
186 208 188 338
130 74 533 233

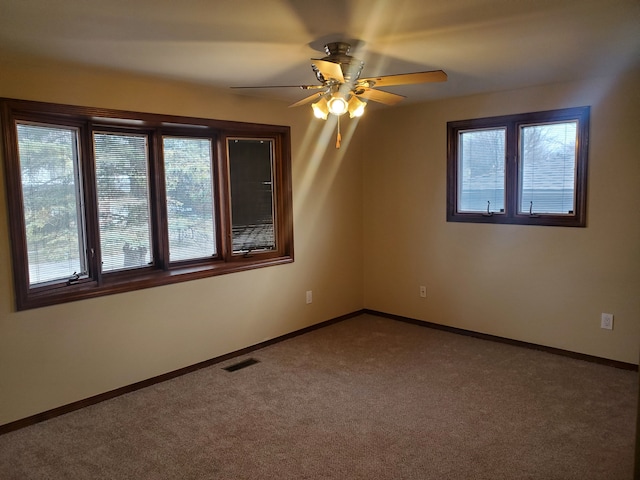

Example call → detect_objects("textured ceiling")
1 0 639 106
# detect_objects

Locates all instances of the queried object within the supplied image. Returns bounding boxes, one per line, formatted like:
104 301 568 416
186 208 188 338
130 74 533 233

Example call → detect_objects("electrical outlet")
601 313 614 330
306 290 313 304
419 286 427 298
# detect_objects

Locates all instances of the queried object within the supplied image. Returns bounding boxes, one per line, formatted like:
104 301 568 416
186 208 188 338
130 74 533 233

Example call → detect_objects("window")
94 131 152 272
163 136 216 262
1 98 293 310
447 107 589 227
228 138 276 253
15 123 86 284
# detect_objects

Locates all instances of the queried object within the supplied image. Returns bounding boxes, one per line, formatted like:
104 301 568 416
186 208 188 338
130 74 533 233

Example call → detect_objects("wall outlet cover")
601 313 614 330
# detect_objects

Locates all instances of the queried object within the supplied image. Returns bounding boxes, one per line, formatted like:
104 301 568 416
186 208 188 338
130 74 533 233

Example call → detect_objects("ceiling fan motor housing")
319 42 364 84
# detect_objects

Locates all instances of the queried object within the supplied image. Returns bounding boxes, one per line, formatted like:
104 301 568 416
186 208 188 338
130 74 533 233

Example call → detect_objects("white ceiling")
1 0 639 106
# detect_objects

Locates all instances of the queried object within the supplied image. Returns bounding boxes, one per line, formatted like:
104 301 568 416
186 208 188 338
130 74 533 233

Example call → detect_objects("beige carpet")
0 314 636 479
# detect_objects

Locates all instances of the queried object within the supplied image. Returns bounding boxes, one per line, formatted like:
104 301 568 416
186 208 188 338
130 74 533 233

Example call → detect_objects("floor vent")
223 358 260 372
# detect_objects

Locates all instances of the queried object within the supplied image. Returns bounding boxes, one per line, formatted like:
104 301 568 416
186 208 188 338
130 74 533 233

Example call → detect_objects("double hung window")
2 99 293 310
447 107 589 227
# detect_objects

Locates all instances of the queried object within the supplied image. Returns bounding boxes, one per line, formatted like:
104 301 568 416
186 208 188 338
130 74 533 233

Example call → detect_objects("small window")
447 107 589 227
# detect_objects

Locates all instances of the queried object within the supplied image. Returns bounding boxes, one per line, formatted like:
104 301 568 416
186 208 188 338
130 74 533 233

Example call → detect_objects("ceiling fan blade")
231 84 325 90
311 59 345 83
288 91 326 108
360 70 447 88
357 88 405 106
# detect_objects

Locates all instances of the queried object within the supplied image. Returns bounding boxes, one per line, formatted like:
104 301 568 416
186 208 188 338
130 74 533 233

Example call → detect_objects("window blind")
458 128 506 213
163 137 216 262
520 122 577 215
94 132 151 272
17 123 85 285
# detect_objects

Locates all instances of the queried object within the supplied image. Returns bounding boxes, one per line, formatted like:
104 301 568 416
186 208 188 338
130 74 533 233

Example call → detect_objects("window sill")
19 255 294 311
446 212 585 227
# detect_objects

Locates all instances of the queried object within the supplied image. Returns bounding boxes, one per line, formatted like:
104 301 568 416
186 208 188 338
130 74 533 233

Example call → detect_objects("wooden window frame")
1 98 294 310
446 106 590 227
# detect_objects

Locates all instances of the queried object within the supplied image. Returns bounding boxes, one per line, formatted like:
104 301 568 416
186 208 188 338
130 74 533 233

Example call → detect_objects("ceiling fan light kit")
311 97 329 119
232 42 447 148
326 95 349 116
347 96 366 118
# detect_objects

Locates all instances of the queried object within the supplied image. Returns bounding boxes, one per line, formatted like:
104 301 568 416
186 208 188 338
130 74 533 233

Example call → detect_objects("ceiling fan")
232 42 447 147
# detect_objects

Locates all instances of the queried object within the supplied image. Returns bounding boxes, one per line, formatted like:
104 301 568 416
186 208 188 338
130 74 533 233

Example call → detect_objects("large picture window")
447 107 589 227
1 98 293 310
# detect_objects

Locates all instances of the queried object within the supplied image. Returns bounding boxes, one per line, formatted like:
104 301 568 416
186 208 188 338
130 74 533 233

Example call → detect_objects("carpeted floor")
0 314 637 479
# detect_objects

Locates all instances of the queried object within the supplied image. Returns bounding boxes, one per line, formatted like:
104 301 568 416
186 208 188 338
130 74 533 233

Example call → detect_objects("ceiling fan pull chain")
336 116 342 149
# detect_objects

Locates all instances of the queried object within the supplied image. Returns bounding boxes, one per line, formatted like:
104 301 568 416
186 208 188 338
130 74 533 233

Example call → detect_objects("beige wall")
1 55 638 427
0 58 364 425
362 71 640 364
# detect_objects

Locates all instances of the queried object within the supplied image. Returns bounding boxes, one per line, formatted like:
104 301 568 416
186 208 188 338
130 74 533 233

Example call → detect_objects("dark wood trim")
18 256 295 310
364 309 638 371
0 310 366 436
635 371 640 480
1 307 635 435
1 98 294 310
446 106 590 227
1 97 288 133
1 102 27 310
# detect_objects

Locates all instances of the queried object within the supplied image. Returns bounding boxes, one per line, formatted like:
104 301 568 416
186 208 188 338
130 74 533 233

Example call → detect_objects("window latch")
67 272 80 285
483 200 494 217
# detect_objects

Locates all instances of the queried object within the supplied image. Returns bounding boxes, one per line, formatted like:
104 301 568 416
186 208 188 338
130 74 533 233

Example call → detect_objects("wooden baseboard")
0 310 365 435
2 307 634 435
364 309 638 371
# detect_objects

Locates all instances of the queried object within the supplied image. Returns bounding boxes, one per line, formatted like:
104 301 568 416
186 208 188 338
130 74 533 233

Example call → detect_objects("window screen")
228 138 275 253
458 128 506 214
519 122 578 215
16 123 86 285
94 132 152 272
163 137 216 262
